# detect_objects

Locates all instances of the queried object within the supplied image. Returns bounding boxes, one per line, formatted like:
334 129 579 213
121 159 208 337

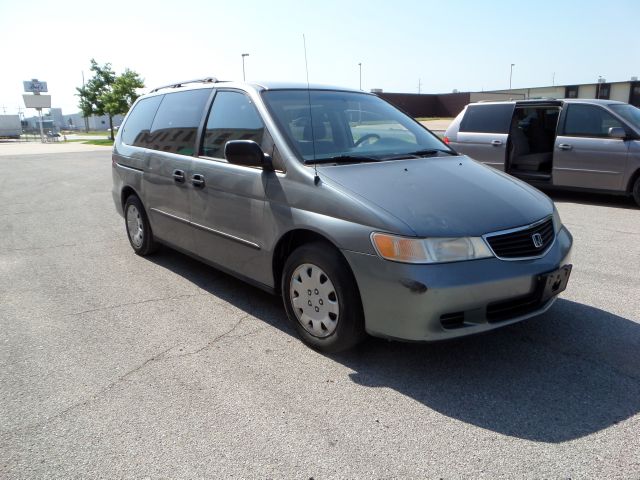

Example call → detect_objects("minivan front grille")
485 217 555 259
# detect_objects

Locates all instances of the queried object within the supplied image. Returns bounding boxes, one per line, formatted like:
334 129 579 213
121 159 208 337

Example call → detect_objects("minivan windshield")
610 104 640 130
262 90 454 164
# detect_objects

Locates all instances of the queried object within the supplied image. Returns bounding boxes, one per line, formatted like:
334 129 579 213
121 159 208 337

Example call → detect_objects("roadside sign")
23 79 48 93
23 94 51 109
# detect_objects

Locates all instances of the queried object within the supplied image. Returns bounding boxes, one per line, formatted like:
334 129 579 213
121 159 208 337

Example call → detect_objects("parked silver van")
112 78 573 352
444 99 640 206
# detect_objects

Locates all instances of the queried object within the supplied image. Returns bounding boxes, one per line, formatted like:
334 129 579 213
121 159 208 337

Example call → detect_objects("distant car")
112 79 573 352
444 99 640 206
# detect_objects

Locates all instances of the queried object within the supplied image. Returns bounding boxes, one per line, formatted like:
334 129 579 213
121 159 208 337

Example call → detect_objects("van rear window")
121 95 163 146
460 104 514 134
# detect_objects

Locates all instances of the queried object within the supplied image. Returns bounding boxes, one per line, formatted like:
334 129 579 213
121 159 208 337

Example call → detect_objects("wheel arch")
121 185 141 211
272 229 352 294
627 167 640 193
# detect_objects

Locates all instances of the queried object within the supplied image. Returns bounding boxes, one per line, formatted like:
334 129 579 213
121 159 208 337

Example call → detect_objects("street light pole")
358 62 362 90
509 63 515 90
241 53 250 81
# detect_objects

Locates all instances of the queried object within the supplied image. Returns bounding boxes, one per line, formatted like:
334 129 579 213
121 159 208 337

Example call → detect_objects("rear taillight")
443 136 450 145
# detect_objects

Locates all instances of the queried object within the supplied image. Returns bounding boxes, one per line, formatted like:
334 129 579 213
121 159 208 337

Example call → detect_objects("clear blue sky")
1 0 638 114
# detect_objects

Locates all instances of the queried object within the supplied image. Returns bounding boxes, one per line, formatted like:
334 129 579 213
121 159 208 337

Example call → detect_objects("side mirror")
224 140 273 170
608 127 626 139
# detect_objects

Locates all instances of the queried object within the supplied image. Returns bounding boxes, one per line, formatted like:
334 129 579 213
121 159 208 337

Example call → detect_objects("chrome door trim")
150 207 190 225
553 167 620 175
115 162 144 173
190 221 260 250
150 207 260 250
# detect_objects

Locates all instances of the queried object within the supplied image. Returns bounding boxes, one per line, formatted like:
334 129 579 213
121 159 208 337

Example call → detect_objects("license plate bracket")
539 264 572 303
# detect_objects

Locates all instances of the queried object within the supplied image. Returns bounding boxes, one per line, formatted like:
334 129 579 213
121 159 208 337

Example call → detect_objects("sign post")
22 79 51 143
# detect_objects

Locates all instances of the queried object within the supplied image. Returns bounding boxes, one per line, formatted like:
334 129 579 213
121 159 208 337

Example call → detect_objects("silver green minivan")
112 78 573 352
444 99 640 206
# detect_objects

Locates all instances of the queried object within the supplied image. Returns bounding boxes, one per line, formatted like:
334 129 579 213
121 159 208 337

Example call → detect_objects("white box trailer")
0 115 22 138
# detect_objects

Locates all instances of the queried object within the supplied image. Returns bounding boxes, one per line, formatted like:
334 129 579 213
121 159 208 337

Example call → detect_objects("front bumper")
342 226 573 341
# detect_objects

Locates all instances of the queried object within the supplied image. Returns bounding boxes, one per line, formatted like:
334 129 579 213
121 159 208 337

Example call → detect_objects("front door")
553 103 629 191
189 90 273 286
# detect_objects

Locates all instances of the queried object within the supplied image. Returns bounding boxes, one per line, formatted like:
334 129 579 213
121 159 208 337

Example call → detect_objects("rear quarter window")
121 95 163 146
460 104 514 134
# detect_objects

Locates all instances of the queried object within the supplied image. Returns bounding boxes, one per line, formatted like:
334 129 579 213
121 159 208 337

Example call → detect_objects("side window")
459 104 514 134
148 89 211 155
201 91 265 159
121 95 163 147
563 104 624 137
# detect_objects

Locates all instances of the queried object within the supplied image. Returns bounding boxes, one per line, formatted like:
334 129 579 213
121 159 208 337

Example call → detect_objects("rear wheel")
282 242 366 352
124 195 158 256
633 176 640 208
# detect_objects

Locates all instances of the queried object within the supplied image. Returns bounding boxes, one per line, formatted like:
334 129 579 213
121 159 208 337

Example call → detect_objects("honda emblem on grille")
532 233 544 248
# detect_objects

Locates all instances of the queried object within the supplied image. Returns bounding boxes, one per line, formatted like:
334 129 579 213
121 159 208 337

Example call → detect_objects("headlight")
552 206 563 233
371 232 494 264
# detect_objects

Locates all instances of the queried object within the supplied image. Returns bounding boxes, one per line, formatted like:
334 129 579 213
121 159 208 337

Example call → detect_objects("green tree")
76 59 144 140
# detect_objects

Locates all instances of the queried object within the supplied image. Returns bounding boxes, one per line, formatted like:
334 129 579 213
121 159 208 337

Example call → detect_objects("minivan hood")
319 156 553 237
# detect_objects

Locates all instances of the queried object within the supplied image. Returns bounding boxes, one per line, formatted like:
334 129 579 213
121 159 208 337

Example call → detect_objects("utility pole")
552 72 555 86
241 53 250 81
418 78 422 94
509 63 515 90
358 63 362 90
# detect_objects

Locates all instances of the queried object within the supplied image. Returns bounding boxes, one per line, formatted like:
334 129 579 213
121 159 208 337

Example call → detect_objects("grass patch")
63 130 111 136
82 139 114 146
64 139 113 146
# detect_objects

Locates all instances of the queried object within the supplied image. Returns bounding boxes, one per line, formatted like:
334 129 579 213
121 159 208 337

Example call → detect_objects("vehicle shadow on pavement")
150 250 640 444
545 189 638 210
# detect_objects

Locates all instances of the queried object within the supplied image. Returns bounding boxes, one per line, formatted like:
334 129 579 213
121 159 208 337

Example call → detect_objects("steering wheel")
354 133 381 147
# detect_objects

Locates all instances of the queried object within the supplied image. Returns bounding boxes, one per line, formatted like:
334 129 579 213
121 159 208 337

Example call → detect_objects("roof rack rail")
150 77 218 93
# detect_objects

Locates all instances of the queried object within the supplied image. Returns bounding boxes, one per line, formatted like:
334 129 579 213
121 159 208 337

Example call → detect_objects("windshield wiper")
304 155 380 165
407 148 457 157
380 149 457 161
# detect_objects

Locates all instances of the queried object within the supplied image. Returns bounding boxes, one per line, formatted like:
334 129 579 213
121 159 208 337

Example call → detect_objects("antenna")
303 34 319 185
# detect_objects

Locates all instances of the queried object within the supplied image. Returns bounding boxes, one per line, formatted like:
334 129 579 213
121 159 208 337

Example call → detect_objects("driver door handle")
191 174 205 187
558 144 573 151
172 169 185 183
491 140 503 146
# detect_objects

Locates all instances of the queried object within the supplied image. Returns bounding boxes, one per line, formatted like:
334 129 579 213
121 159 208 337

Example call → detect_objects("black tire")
282 242 366 353
633 176 640 208
123 195 158 256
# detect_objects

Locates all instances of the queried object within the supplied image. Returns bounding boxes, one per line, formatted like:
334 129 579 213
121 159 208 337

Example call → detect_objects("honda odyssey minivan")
444 99 640 206
112 78 573 352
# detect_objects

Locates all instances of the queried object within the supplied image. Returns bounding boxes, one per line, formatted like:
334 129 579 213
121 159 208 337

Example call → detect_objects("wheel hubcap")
290 263 339 338
126 205 144 248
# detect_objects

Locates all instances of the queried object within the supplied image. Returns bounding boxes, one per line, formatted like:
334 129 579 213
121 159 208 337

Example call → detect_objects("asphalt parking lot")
1 145 639 478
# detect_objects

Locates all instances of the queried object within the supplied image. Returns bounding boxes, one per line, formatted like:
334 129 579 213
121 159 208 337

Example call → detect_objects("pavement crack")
0 243 78 253
176 312 253 358
66 293 202 316
1 344 177 439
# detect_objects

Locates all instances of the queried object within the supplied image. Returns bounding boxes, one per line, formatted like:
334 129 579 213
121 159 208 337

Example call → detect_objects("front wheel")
282 242 366 353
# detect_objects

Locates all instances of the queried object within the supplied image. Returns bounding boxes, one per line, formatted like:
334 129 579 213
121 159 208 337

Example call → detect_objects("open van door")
454 103 515 170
